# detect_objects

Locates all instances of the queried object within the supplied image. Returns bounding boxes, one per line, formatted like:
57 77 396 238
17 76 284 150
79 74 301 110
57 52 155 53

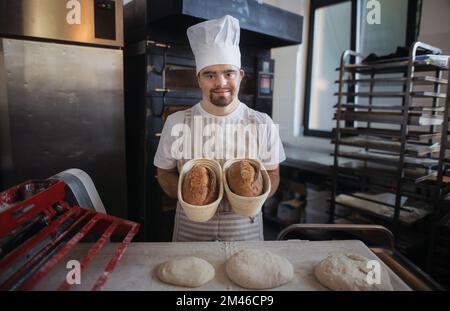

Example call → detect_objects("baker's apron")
172 107 264 242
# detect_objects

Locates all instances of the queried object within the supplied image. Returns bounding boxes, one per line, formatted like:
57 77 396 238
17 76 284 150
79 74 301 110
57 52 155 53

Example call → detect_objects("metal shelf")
334 199 430 227
334 137 440 156
336 61 449 75
331 41 450 272
336 103 445 112
336 150 439 168
335 91 447 98
335 76 448 86
338 127 441 141
336 111 443 126
336 164 437 184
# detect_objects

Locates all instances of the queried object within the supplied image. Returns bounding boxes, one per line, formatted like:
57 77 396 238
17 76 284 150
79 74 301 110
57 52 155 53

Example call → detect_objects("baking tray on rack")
336 161 437 184
336 91 447 98
336 150 439 168
336 60 449 75
334 196 430 226
338 127 442 141
336 111 443 126
339 177 434 201
334 136 440 156
336 104 445 112
335 76 448 85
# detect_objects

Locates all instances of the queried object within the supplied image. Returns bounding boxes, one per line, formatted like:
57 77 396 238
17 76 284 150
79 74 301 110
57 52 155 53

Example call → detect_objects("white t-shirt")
153 102 286 170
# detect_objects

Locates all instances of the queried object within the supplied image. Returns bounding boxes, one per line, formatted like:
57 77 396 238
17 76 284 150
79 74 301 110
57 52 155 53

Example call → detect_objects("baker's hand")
156 167 179 199
266 166 280 198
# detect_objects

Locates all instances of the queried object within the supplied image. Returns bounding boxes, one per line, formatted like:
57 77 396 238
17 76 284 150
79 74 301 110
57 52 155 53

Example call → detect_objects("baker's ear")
239 69 245 78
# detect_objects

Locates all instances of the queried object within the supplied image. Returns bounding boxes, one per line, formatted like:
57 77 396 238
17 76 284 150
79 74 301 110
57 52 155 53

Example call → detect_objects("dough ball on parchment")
225 249 294 289
314 253 393 291
157 257 215 287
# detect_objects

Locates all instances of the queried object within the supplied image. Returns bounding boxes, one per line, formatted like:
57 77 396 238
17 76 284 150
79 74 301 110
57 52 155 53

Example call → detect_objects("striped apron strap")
176 109 192 171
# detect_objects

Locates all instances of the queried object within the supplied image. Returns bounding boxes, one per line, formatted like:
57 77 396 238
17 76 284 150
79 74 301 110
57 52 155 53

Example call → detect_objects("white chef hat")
187 15 241 74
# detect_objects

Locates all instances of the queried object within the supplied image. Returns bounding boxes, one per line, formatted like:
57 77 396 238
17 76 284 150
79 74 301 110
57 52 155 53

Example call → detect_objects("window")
303 0 421 137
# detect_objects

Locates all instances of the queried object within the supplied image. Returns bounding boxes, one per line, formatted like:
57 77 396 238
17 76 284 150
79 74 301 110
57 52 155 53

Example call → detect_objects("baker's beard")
209 90 234 107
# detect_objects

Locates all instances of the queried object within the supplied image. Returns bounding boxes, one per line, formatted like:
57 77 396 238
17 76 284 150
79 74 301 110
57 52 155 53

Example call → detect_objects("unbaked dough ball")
157 257 215 287
225 249 294 289
314 253 393 291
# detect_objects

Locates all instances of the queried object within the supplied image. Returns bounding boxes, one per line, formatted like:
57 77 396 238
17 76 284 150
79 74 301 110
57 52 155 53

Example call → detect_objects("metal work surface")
34 240 411 291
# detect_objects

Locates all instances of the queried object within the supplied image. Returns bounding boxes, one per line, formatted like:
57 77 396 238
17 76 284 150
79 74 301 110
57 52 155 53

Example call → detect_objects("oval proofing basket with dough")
177 159 223 222
223 158 271 217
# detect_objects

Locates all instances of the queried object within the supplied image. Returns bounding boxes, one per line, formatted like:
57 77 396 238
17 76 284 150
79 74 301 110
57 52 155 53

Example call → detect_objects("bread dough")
225 249 294 289
157 257 215 287
314 253 393 291
227 160 263 197
182 164 218 205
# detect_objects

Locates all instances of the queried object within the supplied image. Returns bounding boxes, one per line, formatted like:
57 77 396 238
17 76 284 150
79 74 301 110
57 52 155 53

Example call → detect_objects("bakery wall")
419 0 450 54
266 0 310 145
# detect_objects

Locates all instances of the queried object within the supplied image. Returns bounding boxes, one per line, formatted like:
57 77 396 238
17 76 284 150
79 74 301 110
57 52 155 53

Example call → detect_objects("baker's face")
197 64 244 107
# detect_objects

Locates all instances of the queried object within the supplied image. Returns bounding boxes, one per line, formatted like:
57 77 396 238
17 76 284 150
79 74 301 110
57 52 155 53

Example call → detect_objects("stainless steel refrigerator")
0 0 127 218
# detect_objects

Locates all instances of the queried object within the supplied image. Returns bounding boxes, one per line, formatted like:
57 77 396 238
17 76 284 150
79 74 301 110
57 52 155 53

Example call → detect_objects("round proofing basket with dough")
177 159 223 222
223 159 271 217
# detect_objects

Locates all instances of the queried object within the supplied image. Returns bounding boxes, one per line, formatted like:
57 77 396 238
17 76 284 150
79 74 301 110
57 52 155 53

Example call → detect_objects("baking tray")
337 177 434 201
338 127 441 141
336 161 437 184
336 111 443 126
336 104 445 112
333 136 440 156
336 60 449 75
334 194 430 225
335 76 448 86
33 240 411 291
336 92 447 98
336 150 438 168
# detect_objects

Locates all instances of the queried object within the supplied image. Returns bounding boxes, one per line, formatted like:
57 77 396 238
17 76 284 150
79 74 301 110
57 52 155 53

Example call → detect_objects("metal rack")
0 179 139 291
330 42 449 254
426 76 450 286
